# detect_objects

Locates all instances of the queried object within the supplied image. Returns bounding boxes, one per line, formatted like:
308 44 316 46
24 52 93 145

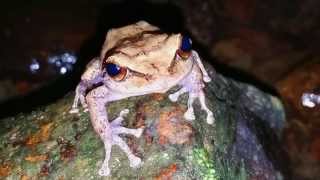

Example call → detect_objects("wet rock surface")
0 63 286 179
278 61 320 179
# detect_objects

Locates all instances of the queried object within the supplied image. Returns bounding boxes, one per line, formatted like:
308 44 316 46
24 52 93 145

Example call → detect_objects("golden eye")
105 63 127 81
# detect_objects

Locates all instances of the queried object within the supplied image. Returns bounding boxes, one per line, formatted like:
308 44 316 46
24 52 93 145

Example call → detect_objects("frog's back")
100 21 159 60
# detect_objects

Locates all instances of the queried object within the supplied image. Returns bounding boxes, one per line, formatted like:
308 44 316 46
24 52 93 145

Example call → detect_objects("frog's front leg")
70 81 90 113
191 50 212 83
169 57 214 124
70 58 103 113
86 86 143 176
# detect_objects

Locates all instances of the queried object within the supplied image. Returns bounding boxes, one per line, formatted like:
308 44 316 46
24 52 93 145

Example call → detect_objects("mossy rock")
0 64 286 180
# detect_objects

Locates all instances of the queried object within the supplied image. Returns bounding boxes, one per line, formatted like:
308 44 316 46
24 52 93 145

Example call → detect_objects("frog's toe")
203 76 211 83
81 102 88 109
206 112 215 125
169 94 178 102
129 155 142 168
98 167 111 176
184 109 195 121
120 109 130 117
69 108 79 114
83 108 89 112
135 128 144 138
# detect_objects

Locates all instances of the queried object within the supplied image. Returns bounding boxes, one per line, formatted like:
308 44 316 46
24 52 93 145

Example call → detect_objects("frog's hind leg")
168 87 188 102
112 136 142 168
86 86 143 176
191 50 212 83
111 109 144 138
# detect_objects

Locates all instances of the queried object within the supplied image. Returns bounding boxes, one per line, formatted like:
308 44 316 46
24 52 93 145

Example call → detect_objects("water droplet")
29 58 40 73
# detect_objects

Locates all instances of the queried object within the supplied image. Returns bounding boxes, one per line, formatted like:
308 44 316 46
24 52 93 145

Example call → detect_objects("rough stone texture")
0 63 286 179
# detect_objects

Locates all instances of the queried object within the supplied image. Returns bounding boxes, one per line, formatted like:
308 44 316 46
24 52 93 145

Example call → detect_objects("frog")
70 21 214 176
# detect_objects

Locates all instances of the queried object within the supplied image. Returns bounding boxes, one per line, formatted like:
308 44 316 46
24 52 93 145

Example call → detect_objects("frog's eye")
177 36 192 60
105 63 127 81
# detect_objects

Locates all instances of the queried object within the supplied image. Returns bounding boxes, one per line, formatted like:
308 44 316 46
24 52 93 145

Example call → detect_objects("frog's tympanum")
70 21 214 176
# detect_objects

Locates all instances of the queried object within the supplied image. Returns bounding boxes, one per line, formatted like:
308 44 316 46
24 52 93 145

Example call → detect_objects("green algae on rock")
0 64 286 179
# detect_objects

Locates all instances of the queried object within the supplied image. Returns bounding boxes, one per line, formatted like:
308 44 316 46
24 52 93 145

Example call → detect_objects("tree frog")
70 21 214 176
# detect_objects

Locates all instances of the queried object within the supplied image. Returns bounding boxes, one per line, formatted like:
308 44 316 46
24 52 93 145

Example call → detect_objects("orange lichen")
60 143 77 162
25 122 54 147
134 100 158 128
151 93 165 101
39 163 50 176
155 164 178 180
157 106 193 145
144 130 154 145
135 111 146 128
20 174 30 180
137 101 157 116
0 163 12 177
24 154 48 162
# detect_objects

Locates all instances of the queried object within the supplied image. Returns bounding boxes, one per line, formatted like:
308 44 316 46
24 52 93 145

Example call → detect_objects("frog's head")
100 21 193 88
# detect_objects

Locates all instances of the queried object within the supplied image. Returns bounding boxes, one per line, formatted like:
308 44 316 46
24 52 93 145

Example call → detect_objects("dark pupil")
180 36 192 52
106 63 121 76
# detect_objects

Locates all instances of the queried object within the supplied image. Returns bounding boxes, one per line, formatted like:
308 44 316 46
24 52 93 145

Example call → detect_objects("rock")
0 63 287 179
277 60 320 179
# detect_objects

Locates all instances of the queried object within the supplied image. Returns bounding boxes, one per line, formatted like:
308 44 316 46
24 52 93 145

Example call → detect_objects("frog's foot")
86 86 144 176
99 132 143 176
98 138 112 176
176 71 214 124
69 92 81 114
184 108 195 121
101 113 143 176
177 88 214 124
112 133 143 167
184 93 196 121
98 122 144 177
169 87 187 102
69 108 79 114
203 75 212 83
110 109 130 126
98 159 111 176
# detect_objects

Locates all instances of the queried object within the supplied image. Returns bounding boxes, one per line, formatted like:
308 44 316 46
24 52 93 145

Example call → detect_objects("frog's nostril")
105 63 127 81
